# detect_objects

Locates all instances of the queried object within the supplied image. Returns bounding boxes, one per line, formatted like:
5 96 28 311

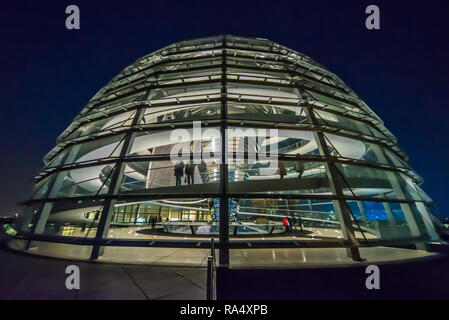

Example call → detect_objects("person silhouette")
174 161 185 186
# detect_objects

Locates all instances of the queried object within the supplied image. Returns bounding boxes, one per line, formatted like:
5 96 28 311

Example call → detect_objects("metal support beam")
357 201 368 222
23 164 67 249
33 202 54 234
302 103 362 261
31 169 68 236
381 198 397 227
219 35 230 267
90 108 145 260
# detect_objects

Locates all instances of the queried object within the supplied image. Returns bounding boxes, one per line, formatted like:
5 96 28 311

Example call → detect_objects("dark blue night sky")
0 0 448 217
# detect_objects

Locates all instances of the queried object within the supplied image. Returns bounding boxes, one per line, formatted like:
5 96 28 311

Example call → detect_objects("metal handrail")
206 238 216 300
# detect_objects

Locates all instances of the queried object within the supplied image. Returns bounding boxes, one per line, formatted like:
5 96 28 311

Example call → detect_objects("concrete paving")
0 245 207 300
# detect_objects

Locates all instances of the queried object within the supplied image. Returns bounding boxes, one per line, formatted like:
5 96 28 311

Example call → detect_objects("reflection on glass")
54 135 124 168
228 103 309 123
324 133 390 165
141 103 220 124
336 164 421 201
37 202 103 238
346 200 432 241
49 164 114 198
65 111 135 140
31 175 54 199
316 109 386 139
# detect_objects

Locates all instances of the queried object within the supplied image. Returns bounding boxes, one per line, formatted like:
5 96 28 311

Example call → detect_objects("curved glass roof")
9 35 439 266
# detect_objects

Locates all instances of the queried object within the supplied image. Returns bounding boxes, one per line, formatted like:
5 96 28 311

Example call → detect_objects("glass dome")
9 35 440 266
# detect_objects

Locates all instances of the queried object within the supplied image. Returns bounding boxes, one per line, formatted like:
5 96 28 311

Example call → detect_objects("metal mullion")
22 191 418 209
302 104 363 261
90 107 145 260
219 35 229 267
22 176 60 247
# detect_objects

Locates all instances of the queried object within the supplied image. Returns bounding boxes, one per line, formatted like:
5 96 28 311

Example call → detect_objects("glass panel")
65 111 135 140
230 198 342 240
154 68 221 85
110 55 221 90
335 164 422 201
414 184 433 203
228 102 310 124
52 134 125 167
35 200 104 238
49 164 115 198
292 73 344 93
227 67 292 85
324 133 391 165
167 48 222 60
346 200 430 242
12 204 42 234
87 91 147 115
227 83 299 104
227 48 283 61
31 175 55 199
411 202 435 238
108 72 149 91
227 56 287 72
148 82 221 103
106 198 219 241
315 109 385 139
44 148 70 168
384 149 408 168
227 67 291 79
305 89 365 114
141 102 220 125
157 57 221 73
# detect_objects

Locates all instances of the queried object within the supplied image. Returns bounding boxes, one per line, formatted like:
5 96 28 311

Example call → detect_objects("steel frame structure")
12 35 439 266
